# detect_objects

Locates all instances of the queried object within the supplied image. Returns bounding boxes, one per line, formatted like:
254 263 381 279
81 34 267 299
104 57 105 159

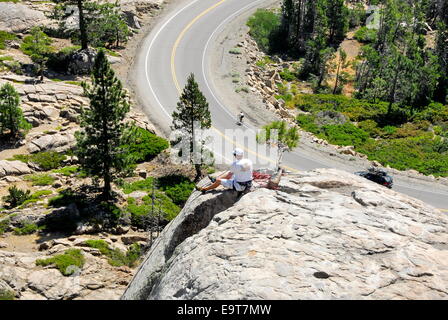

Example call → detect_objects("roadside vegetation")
246 0 448 177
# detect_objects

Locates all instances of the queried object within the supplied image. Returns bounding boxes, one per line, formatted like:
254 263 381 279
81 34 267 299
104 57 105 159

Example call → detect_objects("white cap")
233 148 244 158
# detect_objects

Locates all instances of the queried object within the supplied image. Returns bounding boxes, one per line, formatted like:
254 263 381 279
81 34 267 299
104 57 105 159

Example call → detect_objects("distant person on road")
196 148 253 193
237 112 245 125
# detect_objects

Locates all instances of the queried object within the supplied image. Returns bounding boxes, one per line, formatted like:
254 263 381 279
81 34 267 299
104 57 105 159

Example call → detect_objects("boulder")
123 169 448 300
67 48 97 75
339 146 357 156
121 235 147 245
27 131 76 153
0 160 32 178
0 246 134 300
0 3 50 33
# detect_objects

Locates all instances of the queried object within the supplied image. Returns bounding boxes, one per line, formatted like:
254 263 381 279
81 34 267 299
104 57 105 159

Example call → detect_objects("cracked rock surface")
123 169 448 300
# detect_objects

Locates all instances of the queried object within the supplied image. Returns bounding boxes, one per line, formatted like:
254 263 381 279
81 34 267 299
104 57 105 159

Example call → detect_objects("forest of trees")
247 0 448 176
257 0 448 114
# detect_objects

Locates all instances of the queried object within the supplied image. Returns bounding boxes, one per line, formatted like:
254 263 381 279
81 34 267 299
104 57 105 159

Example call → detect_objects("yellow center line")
170 0 299 173
171 0 227 92
168 2 448 211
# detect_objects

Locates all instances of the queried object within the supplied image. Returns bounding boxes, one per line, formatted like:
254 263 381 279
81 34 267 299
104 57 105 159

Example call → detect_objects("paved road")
132 0 448 211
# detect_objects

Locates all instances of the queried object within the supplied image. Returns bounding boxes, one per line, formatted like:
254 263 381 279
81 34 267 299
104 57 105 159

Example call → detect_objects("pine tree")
171 73 212 182
0 83 31 138
327 0 349 44
84 2 130 48
333 49 350 94
256 121 300 170
435 22 448 103
20 27 53 82
356 0 440 113
75 49 134 199
77 0 89 50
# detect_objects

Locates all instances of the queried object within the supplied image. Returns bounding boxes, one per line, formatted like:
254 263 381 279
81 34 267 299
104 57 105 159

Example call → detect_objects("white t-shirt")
230 158 253 182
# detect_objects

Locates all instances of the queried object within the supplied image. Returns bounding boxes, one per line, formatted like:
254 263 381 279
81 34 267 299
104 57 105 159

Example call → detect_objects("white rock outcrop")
122 169 448 300
0 249 132 300
0 3 50 33
0 160 32 178
27 130 77 154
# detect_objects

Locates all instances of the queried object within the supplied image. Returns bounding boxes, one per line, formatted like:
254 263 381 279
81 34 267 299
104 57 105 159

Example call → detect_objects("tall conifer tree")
75 49 134 198
171 73 212 182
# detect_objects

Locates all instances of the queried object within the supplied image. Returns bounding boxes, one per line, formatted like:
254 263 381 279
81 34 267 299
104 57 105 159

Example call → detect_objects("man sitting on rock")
196 148 253 193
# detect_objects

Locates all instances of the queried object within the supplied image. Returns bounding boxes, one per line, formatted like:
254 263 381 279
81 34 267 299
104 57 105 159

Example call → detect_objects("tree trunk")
77 0 88 50
387 65 400 115
276 146 286 170
103 170 111 199
194 164 202 182
333 59 341 94
39 63 44 83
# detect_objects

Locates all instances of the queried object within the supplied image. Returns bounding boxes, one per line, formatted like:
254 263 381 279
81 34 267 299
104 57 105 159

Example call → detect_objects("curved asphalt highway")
132 0 448 211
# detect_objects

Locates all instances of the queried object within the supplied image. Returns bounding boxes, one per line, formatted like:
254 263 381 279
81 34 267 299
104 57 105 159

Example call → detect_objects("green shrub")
358 120 381 137
354 26 377 43
13 223 41 235
20 27 53 72
30 151 66 170
275 93 293 102
18 198 39 208
99 201 123 222
12 151 66 170
122 177 155 194
48 189 84 208
0 219 10 235
379 125 398 138
123 127 169 163
229 48 242 55
83 240 141 267
157 175 195 206
321 123 371 147
255 56 274 68
279 69 297 82
0 31 17 50
65 81 81 86
71 2 130 49
246 9 281 53
126 191 180 228
235 86 249 93
413 103 448 124
389 121 430 139
296 114 320 134
52 165 79 176
293 94 389 122
348 4 366 28
24 174 55 186
31 190 53 199
357 135 448 177
0 289 15 300
36 249 85 276
47 46 80 73
2 186 31 208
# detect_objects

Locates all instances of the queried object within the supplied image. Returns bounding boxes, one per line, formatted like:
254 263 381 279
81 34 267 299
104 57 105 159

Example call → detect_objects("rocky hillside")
123 169 448 300
0 232 147 300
